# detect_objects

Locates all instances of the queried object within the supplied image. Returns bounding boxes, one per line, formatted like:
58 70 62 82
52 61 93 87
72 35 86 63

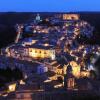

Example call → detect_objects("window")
44 51 47 54
35 50 37 53
30 49 32 52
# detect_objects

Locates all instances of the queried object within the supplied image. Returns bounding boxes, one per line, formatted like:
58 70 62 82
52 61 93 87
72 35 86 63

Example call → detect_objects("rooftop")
29 43 55 50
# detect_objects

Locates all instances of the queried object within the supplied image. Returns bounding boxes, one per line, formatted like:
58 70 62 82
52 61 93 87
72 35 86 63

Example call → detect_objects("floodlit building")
2 37 56 60
54 14 79 20
35 14 41 22
64 64 75 90
80 71 90 78
63 14 79 20
29 43 55 60
6 82 17 93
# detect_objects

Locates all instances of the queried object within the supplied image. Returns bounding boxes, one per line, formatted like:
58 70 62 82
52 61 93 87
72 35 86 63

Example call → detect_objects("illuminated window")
44 52 46 54
35 50 37 53
30 49 32 52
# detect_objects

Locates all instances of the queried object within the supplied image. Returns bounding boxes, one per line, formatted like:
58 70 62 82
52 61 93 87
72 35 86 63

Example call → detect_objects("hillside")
0 12 100 48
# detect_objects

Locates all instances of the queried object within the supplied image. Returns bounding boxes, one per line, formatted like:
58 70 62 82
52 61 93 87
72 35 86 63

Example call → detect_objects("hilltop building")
54 14 79 20
63 14 79 20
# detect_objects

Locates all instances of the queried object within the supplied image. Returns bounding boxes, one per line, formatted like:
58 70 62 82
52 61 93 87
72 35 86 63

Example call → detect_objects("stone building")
29 43 55 60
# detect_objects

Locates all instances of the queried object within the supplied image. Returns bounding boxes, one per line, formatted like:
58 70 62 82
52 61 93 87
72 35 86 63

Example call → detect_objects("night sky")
0 0 100 12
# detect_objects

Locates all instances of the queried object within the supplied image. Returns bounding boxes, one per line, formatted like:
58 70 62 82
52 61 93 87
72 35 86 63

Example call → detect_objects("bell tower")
64 64 75 90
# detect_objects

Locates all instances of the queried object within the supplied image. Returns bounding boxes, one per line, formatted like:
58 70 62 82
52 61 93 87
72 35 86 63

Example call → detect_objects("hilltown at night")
0 13 100 100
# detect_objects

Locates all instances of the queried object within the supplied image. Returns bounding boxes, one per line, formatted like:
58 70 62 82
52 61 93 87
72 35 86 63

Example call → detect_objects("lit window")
44 52 47 54
30 49 32 52
35 50 37 53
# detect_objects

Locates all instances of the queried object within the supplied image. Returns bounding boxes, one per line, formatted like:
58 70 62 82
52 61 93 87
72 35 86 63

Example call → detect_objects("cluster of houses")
0 14 99 94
